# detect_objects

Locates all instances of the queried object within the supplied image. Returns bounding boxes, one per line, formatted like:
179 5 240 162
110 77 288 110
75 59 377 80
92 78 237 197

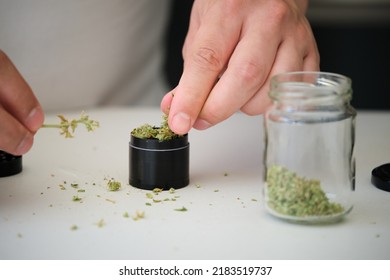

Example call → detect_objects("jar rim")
270 71 352 102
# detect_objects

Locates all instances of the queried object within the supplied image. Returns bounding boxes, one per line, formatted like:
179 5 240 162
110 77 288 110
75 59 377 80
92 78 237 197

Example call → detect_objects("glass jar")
263 72 356 223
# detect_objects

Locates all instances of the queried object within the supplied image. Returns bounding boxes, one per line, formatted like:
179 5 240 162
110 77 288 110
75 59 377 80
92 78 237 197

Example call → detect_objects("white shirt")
0 0 172 112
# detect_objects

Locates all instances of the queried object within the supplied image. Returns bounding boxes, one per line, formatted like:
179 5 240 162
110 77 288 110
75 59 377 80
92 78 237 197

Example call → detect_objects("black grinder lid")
371 163 390 192
0 150 23 177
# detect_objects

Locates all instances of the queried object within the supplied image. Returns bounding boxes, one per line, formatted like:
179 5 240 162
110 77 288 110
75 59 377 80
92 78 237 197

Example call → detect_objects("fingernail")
193 119 212 130
25 107 44 132
171 112 191 134
16 133 33 155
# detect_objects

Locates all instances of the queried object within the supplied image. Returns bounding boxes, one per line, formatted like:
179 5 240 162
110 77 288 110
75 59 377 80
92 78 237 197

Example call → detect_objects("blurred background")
164 0 390 110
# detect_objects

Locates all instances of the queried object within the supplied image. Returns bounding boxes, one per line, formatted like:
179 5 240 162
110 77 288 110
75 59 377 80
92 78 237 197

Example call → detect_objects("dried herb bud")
131 115 182 141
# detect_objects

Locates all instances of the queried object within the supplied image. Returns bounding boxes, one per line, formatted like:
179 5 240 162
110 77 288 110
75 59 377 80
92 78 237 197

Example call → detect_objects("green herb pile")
266 165 344 217
131 115 182 141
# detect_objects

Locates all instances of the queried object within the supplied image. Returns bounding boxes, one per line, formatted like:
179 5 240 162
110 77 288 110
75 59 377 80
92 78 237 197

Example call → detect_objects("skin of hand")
161 0 320 135
0 50 44 155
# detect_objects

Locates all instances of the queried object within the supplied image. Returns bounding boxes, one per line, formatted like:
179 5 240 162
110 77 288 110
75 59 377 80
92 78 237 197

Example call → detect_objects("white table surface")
1 107 389 260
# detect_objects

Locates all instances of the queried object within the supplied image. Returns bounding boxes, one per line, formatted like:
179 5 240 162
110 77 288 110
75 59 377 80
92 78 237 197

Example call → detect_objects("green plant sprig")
41 111 99 138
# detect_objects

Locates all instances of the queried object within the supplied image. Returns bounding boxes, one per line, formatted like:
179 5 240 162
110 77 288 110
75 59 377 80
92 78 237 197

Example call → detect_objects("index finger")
167 7 241 135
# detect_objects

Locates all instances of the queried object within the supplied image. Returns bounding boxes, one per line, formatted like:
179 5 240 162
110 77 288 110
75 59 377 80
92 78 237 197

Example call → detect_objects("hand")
161 0 319 134
0 50 44 155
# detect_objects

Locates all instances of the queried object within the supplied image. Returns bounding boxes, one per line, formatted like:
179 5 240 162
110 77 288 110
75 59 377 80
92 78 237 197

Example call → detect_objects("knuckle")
234 61 263 84
191 47 224 72
220 0 243 16
267 0 292 26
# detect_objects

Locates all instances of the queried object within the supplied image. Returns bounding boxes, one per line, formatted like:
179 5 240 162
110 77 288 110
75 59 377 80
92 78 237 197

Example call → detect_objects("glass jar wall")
263 72 356 224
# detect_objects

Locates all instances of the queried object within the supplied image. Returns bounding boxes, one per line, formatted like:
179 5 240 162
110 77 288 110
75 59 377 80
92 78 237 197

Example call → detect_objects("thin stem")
41 124 64 129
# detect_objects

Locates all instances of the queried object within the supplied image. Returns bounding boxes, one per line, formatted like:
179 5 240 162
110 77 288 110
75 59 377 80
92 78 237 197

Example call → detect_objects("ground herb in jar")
266 165 344 217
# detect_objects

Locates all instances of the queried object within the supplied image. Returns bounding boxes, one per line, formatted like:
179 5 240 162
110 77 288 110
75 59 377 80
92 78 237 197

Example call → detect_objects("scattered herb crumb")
123 212 130 218
145 202 152 206
169 187 175 194
72 195 82 202
77 189 85 193
153 188 163 194
96 219 105 228
132 211 145 221
70 225 78 231
146 193 154 199
174 207 188 212
105 198 116 204
107 179 121 192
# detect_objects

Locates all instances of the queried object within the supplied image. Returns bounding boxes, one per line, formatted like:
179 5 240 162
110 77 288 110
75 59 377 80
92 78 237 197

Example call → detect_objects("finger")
300 19 320 71
302 46 320 72
0 107 34 155
192 23 281 130
167 7 242 134
181 1 201 61
0 50 44 133
240 39 307 115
